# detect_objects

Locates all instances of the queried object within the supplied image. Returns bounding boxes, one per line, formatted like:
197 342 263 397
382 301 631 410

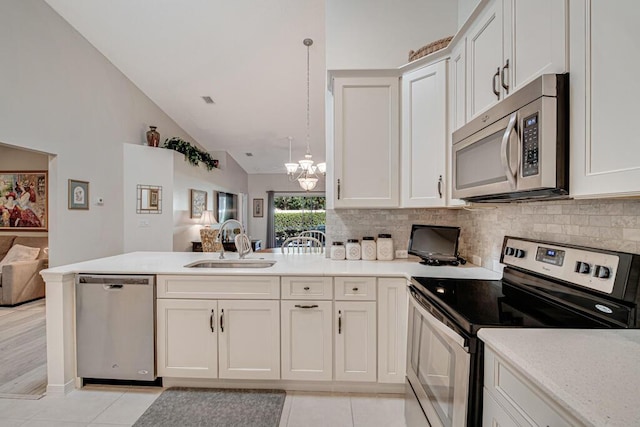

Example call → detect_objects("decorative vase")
146 126 160 147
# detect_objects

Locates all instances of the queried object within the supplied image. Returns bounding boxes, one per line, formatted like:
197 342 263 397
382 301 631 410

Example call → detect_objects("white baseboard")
45 379 76 397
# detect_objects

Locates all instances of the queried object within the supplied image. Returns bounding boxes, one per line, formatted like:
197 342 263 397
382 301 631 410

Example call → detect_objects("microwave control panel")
522 113 539 177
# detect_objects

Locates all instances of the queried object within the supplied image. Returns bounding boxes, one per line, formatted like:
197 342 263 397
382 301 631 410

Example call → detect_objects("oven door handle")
500 112 518 190
410 290 469 351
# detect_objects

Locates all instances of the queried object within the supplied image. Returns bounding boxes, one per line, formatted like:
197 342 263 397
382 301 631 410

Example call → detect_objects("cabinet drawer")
157 275 280 299
281 277 333 300
334 277 376 301
484 347 577 427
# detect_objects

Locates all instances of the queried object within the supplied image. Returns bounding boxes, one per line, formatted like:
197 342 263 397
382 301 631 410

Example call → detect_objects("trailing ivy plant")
162 137 219 171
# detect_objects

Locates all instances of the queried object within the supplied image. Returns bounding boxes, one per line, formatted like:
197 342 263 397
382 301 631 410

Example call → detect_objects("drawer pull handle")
352 287 359 291
338 310 342 334
210 309 215 332
295 304 319 309
303 286 310 291
220 309 224 333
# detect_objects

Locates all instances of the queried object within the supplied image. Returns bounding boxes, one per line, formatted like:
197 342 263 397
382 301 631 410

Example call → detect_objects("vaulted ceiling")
45 0 326 174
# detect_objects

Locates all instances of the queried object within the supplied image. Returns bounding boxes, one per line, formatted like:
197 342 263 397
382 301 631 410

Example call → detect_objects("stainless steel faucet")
216 219 248 259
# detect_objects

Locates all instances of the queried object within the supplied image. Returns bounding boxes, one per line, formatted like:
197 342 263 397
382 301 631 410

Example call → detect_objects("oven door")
406 287 470 427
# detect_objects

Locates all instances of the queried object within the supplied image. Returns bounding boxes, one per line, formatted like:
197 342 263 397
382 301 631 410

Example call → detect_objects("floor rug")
133 387 286 427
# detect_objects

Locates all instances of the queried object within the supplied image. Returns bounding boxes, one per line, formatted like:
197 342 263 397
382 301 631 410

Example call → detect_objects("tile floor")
0 386 407 427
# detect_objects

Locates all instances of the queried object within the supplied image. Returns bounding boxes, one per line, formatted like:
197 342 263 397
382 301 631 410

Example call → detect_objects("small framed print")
68 179 89 210
190 189 208 219
253 198 264 218
149 188 159 208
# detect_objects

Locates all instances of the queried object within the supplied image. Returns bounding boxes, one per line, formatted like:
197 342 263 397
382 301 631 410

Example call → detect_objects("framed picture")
253 198 264 218
68 179 89 210
190 189 207 219
149 189 159 208
0 171 48 231
136 184 162 214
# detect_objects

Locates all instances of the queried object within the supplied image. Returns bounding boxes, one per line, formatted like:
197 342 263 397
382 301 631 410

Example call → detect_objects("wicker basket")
408 36 453 62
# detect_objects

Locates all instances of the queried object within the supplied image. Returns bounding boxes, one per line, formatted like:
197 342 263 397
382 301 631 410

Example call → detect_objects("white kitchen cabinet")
281 300 333 381
401 60 448 208
484 346 581 426
331 74 400 208
218 299 280 380
334 301 377 382
377 278 408 384
466 0 567 120
157 299 218 378
569 0 640 197
449 40 467 132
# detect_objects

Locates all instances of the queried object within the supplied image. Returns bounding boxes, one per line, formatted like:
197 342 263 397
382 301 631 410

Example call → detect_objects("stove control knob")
594 265 611 279
575 261 591 274
505 247 515 256
514 249 526 258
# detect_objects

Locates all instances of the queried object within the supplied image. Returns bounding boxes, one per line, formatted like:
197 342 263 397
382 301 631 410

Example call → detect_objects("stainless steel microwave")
452 74 569 202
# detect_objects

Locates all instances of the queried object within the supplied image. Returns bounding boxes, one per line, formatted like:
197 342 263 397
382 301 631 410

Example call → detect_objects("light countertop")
41 251 502 281
478 328 640 427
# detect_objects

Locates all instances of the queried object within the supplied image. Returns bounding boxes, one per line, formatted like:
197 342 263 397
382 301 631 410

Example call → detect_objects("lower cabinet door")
335 301 377 382
377 278 408 383
218 299 280 380
157 299 218 378
483 389 522 427
281 300 333 381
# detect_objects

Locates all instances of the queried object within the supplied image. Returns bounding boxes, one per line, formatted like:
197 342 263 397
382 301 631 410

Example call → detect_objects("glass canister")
377 233 394 261
331 241 346 260
346 239 361 260
361 236 377 260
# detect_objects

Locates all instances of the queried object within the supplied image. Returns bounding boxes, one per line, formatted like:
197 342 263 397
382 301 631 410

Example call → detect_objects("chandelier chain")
306 40 311 154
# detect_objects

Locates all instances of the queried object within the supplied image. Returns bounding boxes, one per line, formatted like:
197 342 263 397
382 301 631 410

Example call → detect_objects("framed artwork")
68 179 89 210
253 198 264 218
136 184 162 214
0 171 48 231
190 189 208 219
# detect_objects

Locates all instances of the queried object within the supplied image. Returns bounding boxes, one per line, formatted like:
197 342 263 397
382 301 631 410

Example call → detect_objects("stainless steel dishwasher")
76 274 156 381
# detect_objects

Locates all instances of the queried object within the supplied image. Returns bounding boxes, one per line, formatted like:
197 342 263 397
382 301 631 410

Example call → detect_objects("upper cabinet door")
450 40 467 132
332 76 400 208
467 0 504 120
503 0 568 94
570 0 640 197
401 61 448 208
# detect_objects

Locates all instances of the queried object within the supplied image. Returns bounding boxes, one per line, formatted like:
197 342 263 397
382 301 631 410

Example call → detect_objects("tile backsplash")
326 199 640 270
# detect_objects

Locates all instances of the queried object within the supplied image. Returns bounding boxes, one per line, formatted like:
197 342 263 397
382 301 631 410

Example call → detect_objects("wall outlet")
471 255 482 266
395 249 408 259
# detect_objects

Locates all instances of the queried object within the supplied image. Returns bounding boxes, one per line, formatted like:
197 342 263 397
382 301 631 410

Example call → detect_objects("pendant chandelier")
285 38 326 191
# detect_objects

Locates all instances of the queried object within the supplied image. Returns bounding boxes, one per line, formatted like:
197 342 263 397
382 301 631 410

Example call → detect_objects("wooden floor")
0 298 47 398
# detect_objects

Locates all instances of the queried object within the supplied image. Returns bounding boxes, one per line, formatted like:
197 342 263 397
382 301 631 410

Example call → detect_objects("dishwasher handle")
77 274 154 286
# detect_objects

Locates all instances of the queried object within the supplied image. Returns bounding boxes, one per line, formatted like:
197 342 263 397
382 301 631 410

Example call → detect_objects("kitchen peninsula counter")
41 251 502 280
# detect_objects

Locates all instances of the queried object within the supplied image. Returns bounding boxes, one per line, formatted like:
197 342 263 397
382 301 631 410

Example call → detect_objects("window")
272 195 325 248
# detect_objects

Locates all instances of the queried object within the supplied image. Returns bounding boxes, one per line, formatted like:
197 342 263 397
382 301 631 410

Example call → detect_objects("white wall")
123 144 175 253
247 174 326 245
326 0 458 69
458 0 481 29
0 0 211 266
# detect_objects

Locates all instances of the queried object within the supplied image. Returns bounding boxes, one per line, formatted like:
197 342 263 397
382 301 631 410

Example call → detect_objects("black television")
216 191 237 222
408 224 463 265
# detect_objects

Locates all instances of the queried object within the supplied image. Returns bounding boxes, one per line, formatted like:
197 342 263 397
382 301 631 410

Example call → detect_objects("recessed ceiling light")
245 153 253 157
202 96 215 104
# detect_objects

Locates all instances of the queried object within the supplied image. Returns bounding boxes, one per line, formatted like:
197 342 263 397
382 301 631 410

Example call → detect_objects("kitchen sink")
184 259 277 269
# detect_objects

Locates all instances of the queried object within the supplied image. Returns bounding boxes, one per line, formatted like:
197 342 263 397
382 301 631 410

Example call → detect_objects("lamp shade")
200 210 218 227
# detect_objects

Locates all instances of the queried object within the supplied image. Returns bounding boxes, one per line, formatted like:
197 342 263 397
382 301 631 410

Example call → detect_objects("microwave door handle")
500 112 518 190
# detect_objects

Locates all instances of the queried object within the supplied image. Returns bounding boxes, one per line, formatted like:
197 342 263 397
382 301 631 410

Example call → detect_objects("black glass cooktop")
410 276 612 335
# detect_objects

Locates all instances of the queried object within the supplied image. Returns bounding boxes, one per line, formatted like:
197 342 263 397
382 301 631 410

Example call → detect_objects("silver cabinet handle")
437 175 443 198
220 309 224 333
492 67 501 99
352 287 359 292
500 112 519 190
337 179 341 200
338 310 342 334
501 59 510 93
303 286 310 291
210 309 215 332
295 304 319 309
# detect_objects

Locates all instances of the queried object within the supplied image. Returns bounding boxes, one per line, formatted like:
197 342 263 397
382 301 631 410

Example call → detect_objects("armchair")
0 236 48 306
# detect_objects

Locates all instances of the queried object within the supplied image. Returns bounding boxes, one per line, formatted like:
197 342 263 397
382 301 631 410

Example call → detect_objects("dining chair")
298 230 326 247
281 236 324 254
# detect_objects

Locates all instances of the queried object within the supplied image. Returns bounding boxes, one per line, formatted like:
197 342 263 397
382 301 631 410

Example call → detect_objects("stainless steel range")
405 236 640 427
